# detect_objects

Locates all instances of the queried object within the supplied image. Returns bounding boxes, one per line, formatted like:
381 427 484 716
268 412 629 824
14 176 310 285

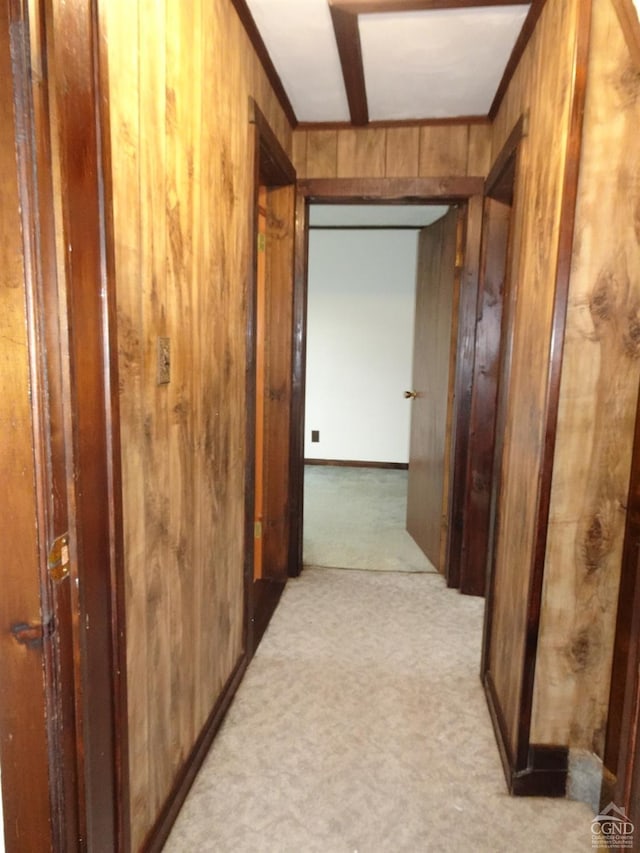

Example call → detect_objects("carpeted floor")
303 465 436 573
164 568 594 852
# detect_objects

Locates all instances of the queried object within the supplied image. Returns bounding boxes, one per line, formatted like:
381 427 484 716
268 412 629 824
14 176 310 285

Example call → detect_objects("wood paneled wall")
102 0 291 846
485 0 583 759
531 0 640 756
293 124 492 179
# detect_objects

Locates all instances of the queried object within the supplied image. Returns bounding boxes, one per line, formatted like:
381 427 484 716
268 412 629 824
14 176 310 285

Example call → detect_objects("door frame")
602 378 640 815
247 100 297 652
1 0 129 849
290 177 484 581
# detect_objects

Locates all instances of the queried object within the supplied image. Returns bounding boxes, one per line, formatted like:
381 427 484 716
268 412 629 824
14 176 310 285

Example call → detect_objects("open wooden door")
406 207 462 570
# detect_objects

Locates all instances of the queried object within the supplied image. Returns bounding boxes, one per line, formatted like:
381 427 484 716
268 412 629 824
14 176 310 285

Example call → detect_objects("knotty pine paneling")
293 122 491 180
485 0 582 758
531 0 640 756
103 0 292 846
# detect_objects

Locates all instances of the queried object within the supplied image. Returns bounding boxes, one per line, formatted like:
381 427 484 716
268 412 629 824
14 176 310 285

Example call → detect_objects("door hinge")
48 532 70 582
257 233 266 253
254 520 262 539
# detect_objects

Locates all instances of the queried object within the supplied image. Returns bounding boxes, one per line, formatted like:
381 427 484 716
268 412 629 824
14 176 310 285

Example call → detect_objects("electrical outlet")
311 430 320 443
157 337 170 385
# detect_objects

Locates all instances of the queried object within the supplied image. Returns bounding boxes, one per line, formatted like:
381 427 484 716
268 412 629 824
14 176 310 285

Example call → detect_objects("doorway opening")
302 201 458 577
289 178 486 594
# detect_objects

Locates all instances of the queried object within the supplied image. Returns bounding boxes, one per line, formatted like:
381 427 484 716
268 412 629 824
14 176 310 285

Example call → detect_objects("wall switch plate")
157 336 170 385
311 430 319 442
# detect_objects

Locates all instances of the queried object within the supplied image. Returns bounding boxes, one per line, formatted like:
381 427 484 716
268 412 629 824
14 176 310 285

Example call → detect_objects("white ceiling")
309 204 449 227
360 6 530 121
246 0 351 122
244 0 531 124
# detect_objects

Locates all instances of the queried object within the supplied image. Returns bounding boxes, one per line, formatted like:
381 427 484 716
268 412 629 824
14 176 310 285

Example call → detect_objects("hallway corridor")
164 568 593 852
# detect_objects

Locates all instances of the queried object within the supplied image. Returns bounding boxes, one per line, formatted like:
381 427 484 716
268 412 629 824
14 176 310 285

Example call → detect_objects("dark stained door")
406 208 460 569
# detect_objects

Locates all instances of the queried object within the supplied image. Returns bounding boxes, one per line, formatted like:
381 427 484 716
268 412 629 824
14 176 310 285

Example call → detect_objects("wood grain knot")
613 63 640 109
583 512 611 573
568 628 594 672
624 306 640 358
589 274 613 327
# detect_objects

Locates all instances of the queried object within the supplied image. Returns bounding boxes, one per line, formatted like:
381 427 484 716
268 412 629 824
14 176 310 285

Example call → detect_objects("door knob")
404 390 417 399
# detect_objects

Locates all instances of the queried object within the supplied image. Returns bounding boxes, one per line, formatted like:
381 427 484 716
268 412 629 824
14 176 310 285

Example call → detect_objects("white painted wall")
304 228 419 463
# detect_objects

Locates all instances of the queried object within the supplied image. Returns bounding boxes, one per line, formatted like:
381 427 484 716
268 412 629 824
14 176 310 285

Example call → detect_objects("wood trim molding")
288 190 309 578
229 0 298 127
516 0 593 770
250 98 297 185
484 674 568 796
142 655 248 852
334 0 529 10
305 459 409 469
602 358 640 809
297 116 491 130
610 0 640 70
330 4 368 125
298 176 485 202
489 0 547 120
485 113 528 200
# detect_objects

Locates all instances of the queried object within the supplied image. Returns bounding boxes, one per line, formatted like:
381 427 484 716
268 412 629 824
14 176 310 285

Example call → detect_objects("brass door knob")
404 390 418 399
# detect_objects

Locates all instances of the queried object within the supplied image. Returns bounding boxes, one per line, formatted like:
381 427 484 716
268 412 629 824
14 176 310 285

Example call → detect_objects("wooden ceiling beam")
329 4 369 125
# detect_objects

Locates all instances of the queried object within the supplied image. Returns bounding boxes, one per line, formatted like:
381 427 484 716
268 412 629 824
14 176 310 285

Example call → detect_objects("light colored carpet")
164 568 594 852
303 466 436 573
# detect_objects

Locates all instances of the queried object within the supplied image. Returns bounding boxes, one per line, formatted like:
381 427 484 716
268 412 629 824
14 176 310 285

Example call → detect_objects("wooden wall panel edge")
515 0 593 771
94 2 131 846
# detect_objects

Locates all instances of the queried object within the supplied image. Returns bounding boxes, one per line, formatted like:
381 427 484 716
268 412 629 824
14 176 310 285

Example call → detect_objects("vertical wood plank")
104 0 148 843
385 127 420 177
291 129 307 176
165 0 199 777
419 125 469 176
139 0 169 839
306 130 338 178
337 127 386 177
467 124 493 175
